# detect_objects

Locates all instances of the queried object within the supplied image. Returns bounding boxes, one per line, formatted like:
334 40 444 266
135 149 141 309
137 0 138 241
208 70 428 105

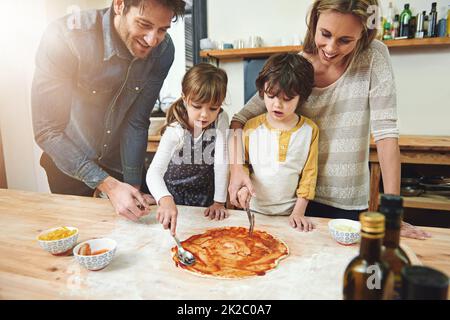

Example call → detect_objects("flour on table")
64 210 359 299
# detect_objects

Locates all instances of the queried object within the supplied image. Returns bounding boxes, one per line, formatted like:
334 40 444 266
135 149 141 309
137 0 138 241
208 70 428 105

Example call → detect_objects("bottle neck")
360 234 383 261
384 227 400 248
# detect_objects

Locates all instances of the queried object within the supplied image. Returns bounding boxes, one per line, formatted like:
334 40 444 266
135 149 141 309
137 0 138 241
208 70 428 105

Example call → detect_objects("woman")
228 0 430 239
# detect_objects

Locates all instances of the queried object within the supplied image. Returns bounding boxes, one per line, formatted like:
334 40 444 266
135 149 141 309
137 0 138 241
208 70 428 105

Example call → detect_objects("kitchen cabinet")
369 135 450 212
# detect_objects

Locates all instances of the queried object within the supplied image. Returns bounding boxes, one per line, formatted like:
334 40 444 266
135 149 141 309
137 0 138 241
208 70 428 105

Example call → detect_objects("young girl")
146 63 229 235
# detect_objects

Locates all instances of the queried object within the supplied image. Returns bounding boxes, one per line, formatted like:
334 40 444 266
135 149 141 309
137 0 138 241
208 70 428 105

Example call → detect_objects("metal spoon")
172 234 196 266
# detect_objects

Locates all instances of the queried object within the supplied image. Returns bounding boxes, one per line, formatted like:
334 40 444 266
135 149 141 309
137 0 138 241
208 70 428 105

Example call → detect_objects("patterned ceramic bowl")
73 238 117 271
37 227 79 255
328 219 361 245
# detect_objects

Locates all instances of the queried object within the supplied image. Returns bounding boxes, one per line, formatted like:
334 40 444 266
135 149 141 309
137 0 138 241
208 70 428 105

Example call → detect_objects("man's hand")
97 176 149 222
204 202 229 221
228 166 255 208
157 196 178 235
140 192 156 208
401 221 432 240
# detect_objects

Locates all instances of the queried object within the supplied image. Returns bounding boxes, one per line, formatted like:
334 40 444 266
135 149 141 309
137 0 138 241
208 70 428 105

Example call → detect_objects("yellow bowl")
37 227 79 255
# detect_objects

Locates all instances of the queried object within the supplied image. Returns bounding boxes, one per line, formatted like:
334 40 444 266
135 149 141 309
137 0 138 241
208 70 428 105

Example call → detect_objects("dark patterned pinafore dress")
163 124 216 207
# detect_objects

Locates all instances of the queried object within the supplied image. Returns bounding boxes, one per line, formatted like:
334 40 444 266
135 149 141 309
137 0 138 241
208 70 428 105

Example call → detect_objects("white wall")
0 0 185 192
207 0 450 136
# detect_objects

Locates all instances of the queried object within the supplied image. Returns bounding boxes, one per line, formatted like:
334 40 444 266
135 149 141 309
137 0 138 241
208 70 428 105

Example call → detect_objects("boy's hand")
204 202 229 221
289 197 314 232
289 212 315 232
156 196 178 235
237 186 251 209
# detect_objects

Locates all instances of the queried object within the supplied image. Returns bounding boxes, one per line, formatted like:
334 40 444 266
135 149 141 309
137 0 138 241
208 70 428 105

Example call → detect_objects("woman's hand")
236 186 252 209
229 167 255 208
156 196 178 235
401 221 432 240
204 202 229 221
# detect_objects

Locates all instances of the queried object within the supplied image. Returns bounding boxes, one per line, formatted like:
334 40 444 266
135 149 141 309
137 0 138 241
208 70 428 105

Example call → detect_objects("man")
31 0 186 222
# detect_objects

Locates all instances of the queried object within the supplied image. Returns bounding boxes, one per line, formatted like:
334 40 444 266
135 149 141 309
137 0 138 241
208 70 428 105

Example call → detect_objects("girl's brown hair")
303 0 379 61
162 63 228 134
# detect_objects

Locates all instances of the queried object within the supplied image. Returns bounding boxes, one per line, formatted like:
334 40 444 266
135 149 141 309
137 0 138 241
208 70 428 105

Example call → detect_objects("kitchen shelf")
199 45 303 60
383 37 450 48
403 196 450 211
200 37 450 61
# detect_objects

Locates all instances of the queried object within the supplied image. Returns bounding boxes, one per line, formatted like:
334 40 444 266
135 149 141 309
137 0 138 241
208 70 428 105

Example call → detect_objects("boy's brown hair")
256 53 314 106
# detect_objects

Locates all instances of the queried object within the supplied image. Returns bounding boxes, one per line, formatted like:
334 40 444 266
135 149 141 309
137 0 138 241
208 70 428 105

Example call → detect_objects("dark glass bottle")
428 2 438 37
408 16 417 38
379 194 411 300
402 266 449 300
423 13 429 37
399 4 412 37
392 14 400 38
343 212 394 300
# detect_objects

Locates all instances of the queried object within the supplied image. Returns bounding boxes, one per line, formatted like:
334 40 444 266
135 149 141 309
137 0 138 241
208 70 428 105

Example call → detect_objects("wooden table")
1 189 449 300
147 135 161 153
369 135 450 212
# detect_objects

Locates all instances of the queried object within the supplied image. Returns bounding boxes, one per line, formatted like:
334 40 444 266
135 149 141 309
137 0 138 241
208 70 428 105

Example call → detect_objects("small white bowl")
37 227 79 255
73 238 117 271
328 219 361 246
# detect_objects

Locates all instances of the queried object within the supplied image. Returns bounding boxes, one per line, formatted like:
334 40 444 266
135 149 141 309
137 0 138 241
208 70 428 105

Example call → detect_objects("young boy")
237 53 318 232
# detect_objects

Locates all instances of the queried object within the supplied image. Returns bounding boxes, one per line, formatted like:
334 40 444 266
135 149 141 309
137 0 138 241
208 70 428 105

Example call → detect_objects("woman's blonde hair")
162 63 228 134
303 0 379 61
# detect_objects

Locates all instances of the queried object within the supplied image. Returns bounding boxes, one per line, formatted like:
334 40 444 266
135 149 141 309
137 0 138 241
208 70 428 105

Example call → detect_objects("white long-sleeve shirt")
146 111 229 204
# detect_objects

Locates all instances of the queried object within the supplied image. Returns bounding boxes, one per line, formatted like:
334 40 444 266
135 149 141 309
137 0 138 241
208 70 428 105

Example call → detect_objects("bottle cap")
379 194 403 228
405 4 410 9
360 212 385 235
380 194 403 208
401 266 449 300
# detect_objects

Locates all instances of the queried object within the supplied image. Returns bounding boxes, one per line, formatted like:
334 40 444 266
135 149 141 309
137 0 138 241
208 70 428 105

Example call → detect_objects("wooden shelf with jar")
199 37 450 61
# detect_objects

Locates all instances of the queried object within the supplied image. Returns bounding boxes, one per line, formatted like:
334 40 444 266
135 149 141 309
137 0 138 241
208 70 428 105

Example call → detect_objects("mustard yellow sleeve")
243 123 251 174
296 121 319 200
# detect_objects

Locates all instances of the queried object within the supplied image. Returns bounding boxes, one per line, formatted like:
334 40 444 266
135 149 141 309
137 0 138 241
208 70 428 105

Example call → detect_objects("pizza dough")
171 226 289 279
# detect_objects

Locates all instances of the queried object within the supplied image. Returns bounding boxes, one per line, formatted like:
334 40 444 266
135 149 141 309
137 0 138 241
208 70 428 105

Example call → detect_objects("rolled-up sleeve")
120 38 174 186
369 43 399 142
231 93 266 125
31 22 109 189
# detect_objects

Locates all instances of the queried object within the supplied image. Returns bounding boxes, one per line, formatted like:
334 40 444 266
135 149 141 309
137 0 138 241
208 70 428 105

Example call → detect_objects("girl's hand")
236 186 251 209
156 196 178 235
289 211 315 232
204 202 229 221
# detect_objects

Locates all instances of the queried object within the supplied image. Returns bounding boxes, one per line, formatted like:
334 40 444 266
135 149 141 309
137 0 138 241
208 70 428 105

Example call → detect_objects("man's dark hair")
256 53 314 105
122 0 186 21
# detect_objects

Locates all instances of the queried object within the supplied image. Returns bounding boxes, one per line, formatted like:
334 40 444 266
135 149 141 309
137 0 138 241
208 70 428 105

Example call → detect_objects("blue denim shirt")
32 6 174 189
